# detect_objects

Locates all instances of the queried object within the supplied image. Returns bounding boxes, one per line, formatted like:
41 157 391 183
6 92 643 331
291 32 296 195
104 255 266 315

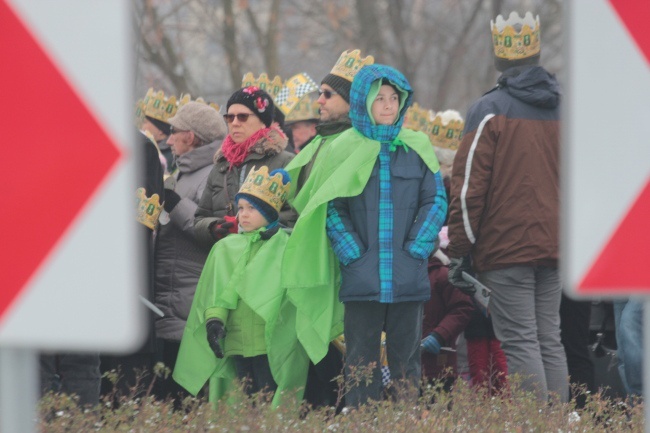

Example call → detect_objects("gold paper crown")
241 72 284 100
177 93 221 112
275 72 319 116
238 166 290 213
137 88 179 124
429 110 464 151
403 103 431 133
285 94 320 122
491 11 541 60
136 187 162 230
329 49 375 82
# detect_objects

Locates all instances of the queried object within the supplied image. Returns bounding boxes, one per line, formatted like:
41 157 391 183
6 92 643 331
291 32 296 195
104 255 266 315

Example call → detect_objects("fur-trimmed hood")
214 125 288 164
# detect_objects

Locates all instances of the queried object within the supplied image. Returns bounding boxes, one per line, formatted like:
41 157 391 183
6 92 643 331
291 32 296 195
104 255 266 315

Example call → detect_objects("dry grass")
38 368 643 432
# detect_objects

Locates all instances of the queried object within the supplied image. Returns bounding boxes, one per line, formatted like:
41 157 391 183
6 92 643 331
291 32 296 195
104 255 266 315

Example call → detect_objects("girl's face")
371 84 400 125
237 198 268 232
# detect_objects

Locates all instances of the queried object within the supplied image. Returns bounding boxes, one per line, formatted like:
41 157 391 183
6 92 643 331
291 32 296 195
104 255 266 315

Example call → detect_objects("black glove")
209 220 236 241
448 256 476 295
206 319 226 359
163 189 181 212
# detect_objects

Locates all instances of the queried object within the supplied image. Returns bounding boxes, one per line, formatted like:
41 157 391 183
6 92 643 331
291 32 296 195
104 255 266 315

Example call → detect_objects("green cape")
173 228 309 407
281 127 440 362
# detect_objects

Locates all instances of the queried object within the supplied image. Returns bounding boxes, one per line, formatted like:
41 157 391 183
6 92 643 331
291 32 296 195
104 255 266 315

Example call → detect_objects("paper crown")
285 94 320 122
136 88 179 124
238 166 290 213
275 72 318 116
491 11 541 60
403 103 430 133
329 49 375 82
136 187 162 230
177 93 221 112
429 110 464 151
404 104 464 151
241 72 284 100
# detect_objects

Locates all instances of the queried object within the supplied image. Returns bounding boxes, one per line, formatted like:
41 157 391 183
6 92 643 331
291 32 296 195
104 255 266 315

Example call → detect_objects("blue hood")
349 64 413 142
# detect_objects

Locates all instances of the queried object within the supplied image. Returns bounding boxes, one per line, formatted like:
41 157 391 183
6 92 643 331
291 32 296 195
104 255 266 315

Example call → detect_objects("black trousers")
560 294 595 408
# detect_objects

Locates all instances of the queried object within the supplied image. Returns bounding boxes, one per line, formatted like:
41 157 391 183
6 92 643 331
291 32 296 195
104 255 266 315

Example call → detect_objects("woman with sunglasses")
194 86 296 248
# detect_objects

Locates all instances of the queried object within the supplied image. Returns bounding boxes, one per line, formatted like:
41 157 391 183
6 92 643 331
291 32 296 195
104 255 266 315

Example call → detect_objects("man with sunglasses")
281 49 374 410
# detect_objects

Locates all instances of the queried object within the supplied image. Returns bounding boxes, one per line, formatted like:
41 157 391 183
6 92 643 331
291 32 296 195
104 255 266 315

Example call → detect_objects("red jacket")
421 255 474 380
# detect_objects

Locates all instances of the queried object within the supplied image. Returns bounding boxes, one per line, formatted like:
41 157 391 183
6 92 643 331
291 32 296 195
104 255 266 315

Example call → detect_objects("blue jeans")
613 299 643 397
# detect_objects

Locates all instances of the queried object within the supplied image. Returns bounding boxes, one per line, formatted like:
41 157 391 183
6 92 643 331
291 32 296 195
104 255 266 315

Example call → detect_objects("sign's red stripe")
0 2 121 317
608 0 650 65
579 179 650 291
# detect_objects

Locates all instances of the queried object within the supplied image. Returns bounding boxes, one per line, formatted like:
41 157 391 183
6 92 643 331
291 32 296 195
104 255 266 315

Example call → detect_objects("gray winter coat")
154 141 219 341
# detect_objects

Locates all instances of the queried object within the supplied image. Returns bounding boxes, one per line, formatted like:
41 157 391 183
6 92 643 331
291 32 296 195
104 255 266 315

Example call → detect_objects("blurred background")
133 0 562 113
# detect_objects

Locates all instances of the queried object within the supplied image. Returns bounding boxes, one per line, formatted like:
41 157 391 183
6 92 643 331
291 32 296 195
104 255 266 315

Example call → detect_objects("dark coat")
421 255 473 380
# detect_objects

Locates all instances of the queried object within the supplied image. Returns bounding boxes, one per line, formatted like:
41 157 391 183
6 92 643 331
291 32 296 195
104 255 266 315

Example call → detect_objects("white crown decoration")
429 110 464 151
491 11 541 60
275 73 318 116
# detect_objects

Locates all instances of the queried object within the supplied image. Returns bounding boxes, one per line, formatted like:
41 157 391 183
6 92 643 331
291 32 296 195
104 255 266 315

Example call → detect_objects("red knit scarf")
220 127 271 168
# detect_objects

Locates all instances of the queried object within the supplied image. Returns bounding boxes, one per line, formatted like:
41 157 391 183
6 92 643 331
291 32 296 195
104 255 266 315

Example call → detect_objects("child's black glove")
206 319 226 358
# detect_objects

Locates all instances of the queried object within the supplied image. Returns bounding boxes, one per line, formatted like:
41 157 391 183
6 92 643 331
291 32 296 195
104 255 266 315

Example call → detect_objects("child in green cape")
173 166 309 407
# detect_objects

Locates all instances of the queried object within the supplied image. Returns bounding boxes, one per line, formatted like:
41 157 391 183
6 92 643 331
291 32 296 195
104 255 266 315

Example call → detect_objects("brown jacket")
447 66 560 272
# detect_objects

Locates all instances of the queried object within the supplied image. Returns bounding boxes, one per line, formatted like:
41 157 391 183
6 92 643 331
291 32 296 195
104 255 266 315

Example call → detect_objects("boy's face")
237 198 269 232
371 84 399 125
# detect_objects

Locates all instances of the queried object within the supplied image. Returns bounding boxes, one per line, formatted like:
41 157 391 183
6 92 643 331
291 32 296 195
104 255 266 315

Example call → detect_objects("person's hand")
163 189 181 212
209 216 238 241
206 320 226 358
448 256 476 295
421 334 442 355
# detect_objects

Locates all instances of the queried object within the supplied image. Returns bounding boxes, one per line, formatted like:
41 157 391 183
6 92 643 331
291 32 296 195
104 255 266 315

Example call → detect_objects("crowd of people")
39 10 643 411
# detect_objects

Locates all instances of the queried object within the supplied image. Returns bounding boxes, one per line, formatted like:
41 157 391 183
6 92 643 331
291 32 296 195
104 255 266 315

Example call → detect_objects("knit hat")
168 101 227 143
321 49 375 104
235 167 291 224
227 86 275 128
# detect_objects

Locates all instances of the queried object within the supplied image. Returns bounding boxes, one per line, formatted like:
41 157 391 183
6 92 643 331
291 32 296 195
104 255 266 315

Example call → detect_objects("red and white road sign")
564 0 650 296
0 0 143 350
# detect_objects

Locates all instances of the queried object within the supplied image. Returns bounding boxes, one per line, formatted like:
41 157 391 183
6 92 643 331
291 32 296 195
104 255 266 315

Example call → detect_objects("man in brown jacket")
446 12 568 403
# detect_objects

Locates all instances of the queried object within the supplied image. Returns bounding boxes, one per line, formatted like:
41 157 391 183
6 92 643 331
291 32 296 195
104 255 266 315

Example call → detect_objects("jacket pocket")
392 165 422 211
393 249 428 298
339 247 379 298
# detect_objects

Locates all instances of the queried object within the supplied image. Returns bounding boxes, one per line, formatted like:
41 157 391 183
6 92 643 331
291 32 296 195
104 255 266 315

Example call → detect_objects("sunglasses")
169 126 188 135
318 89 338 100
224 113 253 123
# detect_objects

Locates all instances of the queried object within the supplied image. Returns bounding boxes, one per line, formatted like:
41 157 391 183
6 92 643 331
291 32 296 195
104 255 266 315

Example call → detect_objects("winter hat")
227 86 275 128
235 166 292 224
321 49 375 104
168 101 227 143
